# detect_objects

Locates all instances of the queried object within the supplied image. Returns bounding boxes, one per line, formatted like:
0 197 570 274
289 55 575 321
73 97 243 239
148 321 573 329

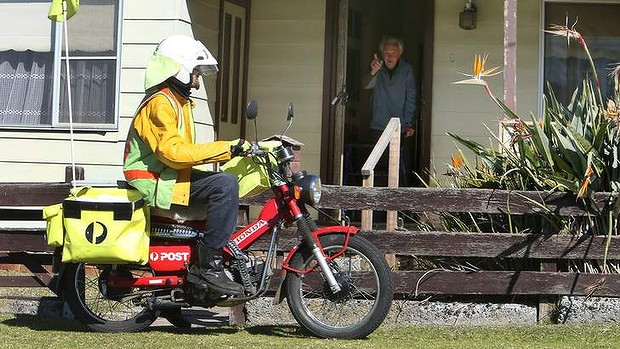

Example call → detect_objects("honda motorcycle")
58 101 393 339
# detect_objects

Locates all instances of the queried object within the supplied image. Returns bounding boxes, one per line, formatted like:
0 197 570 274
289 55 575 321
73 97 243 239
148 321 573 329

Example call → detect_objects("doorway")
332 0 433 188
216 0 250 141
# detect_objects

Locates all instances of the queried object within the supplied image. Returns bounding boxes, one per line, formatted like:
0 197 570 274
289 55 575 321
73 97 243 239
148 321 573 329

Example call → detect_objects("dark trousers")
183 171 239 249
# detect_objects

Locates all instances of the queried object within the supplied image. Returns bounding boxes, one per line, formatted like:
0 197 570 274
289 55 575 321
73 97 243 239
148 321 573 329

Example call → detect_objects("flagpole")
62 0 77 187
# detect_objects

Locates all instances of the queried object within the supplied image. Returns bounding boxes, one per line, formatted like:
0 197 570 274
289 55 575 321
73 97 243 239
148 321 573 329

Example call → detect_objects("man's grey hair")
379 36 404 54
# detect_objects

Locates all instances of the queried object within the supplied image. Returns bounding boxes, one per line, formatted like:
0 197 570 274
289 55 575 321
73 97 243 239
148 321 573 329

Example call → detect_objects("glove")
229 139 251 157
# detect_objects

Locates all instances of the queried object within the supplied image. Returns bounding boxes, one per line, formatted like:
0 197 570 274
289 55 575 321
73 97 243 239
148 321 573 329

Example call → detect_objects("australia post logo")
149 251 190 262
85 221 108 244
233 219 267 245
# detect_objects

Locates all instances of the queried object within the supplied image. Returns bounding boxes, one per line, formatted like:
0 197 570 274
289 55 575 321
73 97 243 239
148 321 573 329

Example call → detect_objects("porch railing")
360 117 401 230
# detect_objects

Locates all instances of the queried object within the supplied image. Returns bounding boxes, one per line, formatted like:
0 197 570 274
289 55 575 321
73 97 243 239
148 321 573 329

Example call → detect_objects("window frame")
0 0 123 131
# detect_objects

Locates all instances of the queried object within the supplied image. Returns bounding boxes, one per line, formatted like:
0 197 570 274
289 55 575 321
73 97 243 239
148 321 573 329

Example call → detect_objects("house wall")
0 0 216 183
430 0 541 182
246 0 327 176
2 0 547 187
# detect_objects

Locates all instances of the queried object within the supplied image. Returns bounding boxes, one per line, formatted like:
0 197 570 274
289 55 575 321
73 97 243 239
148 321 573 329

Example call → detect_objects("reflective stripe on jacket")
123 87 232 209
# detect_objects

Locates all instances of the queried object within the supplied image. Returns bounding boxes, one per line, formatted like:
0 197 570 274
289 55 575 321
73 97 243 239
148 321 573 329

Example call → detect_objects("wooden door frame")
320 0 434 185
320 0 341 184
418 0 434 181
216 0 251 139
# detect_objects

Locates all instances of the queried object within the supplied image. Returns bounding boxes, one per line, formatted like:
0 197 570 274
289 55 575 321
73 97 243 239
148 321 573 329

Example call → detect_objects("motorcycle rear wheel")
285 234 393 339
62 263 157 332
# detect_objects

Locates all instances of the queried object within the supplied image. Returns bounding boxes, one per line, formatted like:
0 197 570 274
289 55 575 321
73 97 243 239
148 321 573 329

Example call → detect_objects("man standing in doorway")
364 36 416 185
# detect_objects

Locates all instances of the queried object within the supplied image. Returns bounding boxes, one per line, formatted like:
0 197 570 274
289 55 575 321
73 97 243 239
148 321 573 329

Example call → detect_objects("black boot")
187 243 244 296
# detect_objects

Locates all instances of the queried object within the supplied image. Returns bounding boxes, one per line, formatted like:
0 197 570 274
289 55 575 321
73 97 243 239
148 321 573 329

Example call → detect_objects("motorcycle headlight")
292 171 322 206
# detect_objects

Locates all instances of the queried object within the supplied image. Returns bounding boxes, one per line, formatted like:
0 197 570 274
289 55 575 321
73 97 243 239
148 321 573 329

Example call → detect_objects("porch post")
501 0 517 145
503 0 517 111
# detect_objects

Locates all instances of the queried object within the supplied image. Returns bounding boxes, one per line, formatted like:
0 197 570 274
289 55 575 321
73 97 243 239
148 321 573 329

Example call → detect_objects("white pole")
62 0 77 187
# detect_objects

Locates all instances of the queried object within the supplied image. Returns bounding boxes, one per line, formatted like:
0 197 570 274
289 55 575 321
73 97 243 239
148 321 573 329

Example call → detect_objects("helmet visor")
196 64 219 76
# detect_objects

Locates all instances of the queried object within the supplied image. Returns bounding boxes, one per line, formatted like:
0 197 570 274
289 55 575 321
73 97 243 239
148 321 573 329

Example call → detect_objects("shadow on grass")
2 314 87 332
244 325 308 338
1 313 307 338
146 324 306 338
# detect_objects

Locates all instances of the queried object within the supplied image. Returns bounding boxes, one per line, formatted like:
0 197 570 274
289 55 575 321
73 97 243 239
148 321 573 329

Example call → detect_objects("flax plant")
446 22 620 241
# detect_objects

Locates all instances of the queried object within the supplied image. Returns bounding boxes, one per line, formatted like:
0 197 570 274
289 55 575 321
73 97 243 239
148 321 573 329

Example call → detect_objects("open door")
320 0 349 185
323 0 433 187
216 0 250 140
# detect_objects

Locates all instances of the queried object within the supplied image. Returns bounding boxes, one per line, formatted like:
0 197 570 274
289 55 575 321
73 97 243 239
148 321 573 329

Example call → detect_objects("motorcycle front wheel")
285 233 393 339
62 263 157 332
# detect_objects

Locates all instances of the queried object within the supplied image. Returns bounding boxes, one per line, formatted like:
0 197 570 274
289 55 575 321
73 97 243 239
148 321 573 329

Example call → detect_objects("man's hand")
229 139 251 157
404 125 415 138
370 53 383 76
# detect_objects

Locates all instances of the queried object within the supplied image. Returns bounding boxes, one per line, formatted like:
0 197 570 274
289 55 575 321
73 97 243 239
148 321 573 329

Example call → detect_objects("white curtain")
0 50 53 125
59 59 115 124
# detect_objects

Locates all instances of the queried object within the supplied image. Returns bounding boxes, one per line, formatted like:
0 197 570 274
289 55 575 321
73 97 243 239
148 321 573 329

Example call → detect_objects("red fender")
272 225 359 304
280 225 359 274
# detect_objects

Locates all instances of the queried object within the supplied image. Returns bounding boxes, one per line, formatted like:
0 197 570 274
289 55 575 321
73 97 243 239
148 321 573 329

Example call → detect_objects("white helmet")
144 35 218 90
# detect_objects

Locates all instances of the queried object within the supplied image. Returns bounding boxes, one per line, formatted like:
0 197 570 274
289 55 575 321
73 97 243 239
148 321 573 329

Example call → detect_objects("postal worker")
123 35 248 296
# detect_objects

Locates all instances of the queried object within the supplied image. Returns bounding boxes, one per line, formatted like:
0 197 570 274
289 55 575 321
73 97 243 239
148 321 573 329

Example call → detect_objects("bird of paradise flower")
453 54 529 144
453 53 502 96
452 54 518 120
577 163 594 199
545 18 602 100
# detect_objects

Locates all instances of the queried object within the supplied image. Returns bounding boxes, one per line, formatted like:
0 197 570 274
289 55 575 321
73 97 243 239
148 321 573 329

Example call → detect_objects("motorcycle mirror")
279 102 294 139
246 100 258 120
287 102 294 121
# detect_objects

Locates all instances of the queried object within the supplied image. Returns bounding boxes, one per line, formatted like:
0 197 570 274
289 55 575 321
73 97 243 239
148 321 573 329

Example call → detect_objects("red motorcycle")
58 101 393 339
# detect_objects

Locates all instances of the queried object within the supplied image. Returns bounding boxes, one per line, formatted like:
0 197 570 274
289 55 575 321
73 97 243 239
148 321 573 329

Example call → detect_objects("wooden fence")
1 182 619 323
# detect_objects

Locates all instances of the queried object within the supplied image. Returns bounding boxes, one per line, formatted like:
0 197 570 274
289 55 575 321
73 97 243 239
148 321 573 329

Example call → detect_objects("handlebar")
247 140 283 156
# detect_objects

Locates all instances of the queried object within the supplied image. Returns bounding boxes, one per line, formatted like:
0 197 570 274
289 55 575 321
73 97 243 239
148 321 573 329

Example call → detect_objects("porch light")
459 0 477 30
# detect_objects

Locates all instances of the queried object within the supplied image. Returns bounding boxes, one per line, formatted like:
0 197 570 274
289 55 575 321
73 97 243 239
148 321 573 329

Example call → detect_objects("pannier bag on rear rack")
43 186 150 264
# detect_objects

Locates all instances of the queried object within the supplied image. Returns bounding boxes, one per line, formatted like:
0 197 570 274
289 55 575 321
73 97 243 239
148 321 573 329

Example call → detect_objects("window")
0 0 121 130
544 2 620 105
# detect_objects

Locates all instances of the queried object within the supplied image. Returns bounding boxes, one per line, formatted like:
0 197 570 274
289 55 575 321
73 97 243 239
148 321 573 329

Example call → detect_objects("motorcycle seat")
150 206 207 230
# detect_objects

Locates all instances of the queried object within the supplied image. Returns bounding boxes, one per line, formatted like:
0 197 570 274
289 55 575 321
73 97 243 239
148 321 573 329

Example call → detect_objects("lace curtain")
0 50 115 126
59 59 115 124
0 50 53 125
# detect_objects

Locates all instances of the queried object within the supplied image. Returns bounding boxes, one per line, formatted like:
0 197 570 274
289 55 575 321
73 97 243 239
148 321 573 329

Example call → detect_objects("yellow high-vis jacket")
123 87 232 209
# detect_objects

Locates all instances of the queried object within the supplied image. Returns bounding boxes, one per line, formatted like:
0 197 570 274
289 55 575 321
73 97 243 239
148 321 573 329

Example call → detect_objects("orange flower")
455 53 501 84
451 153 464 170
577 164 594 198
473 54 483 77
454 54 502 96
472 53 501 80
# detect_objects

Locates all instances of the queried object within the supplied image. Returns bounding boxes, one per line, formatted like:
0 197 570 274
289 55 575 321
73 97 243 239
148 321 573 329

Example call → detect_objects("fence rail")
0 182 619 322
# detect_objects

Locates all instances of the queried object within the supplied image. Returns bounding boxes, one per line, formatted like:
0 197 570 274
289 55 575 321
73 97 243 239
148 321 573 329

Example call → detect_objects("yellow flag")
48 0 80 22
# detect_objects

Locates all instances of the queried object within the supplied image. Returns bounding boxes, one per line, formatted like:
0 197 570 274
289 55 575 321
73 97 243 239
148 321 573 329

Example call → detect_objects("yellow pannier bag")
61 187 150 264
221 156 271 198
43 203 64 246
220 141 280 198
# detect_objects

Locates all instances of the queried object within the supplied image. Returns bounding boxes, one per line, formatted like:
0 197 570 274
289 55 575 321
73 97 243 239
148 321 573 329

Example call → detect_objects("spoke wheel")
285 234 393 339
62 263 157 332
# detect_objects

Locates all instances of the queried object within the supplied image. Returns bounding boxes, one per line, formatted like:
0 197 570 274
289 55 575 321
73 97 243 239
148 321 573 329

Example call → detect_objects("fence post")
361 172 374 230
64 166 85 182
386 122 400 231
361 118 400 231
538 260 558 323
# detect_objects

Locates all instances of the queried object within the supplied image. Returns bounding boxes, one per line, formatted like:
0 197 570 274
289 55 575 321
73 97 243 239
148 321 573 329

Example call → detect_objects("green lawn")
0 313 619 349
